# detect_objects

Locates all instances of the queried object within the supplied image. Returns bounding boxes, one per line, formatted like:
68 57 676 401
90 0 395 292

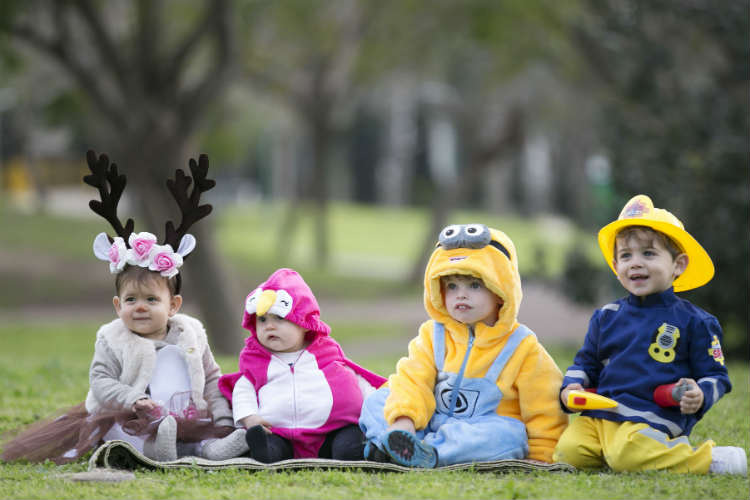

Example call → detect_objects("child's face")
441 275 503 327
255 314 308 353
113 277 182 340
613 229 688 297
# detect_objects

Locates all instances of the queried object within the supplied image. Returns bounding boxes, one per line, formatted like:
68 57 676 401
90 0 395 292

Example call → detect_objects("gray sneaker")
709 446 747 475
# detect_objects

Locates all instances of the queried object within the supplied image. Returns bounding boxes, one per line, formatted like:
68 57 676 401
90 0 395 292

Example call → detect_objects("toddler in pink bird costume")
219 268 387 462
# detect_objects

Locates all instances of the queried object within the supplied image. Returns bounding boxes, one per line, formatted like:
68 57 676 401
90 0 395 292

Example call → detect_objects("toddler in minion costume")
554 195 745 475
359 224 568 467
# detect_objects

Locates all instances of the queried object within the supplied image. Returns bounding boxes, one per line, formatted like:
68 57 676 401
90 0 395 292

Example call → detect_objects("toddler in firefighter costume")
359 224 568 467
554 195 746 475
218 268 387 462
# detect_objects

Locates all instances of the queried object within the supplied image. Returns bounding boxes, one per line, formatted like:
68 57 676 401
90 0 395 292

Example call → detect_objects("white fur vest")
85 314 210 414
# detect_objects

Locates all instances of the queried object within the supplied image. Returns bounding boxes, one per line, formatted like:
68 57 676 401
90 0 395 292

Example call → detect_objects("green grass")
0 207 106 259
1 202 747 497
0 200 601 307
0 200 595 275
219 201 598 284
1 322 748 499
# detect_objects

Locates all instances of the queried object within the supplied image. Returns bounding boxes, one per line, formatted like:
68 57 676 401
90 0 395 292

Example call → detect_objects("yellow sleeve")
514 338 569 462
383 321 438 430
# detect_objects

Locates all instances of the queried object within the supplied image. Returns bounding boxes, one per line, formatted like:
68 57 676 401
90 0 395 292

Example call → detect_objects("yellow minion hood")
423 224 522 344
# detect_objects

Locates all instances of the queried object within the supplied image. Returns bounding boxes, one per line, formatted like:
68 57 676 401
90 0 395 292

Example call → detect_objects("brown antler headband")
83 150 134 243
86 150 215 278
164 154 216 251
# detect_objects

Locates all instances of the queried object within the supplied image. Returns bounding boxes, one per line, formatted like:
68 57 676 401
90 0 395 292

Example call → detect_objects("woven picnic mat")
88 440 575 473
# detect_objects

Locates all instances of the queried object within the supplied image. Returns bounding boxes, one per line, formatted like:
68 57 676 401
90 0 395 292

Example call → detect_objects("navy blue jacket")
562 288 731 437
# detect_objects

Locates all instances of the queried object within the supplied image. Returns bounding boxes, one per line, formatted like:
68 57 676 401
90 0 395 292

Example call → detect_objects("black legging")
245 424 365 463
318 424 366 460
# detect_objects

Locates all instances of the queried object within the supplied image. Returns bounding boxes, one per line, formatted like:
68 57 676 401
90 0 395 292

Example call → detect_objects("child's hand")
132 397 159 414
240 415 272 432
561 383 584 412
387 416 416 435
678 378 704 414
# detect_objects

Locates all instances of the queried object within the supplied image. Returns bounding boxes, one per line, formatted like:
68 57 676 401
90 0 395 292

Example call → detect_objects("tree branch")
176 0 234 134
71 0 130 95
136 0 161 93
470 106 524 168
6 22 126 129
164 0 224 90
321 1 365 99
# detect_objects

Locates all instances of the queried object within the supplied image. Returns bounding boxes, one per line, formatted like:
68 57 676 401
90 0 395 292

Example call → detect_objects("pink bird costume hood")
218 268 386 457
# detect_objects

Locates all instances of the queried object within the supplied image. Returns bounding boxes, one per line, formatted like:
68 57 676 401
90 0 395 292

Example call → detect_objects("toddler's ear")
674 254 689 277
113 296 121 313
169 295 183 316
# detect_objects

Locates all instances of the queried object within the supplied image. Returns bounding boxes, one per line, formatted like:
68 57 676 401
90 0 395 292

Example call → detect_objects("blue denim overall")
360 322 529 465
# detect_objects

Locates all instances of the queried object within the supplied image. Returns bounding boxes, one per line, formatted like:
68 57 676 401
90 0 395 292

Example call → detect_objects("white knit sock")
201 429 249 461
143 415 177 462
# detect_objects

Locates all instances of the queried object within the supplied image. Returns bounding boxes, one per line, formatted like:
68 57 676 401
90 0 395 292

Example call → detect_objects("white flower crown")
92 231 196 278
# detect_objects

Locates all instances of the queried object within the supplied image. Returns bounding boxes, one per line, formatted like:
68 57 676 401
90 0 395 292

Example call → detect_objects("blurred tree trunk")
2 0 243 354
242 0 374 268
408 107 524 283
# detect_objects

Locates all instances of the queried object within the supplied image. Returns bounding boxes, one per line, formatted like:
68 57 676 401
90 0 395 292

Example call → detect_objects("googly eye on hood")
242 268 331 340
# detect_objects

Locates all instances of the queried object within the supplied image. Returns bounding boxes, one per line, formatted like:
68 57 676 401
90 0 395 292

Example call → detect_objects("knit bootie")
201 429 249 461
143 415 177 462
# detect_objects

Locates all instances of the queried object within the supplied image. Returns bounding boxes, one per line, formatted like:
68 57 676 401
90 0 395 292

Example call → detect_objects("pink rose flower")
127 232 157 266
148 244 183 277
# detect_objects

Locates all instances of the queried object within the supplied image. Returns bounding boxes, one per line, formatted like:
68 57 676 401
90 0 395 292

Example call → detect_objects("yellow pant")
553 416 713 473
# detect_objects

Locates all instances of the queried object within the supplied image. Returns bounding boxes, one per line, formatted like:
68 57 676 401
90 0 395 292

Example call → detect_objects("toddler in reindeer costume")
2 150 247 463
360 224 568 467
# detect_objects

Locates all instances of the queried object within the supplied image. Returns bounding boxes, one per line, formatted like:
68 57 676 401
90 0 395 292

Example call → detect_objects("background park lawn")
1 203 748 499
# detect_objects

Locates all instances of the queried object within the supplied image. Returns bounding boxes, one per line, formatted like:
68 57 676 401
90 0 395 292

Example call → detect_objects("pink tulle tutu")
1 392 232 464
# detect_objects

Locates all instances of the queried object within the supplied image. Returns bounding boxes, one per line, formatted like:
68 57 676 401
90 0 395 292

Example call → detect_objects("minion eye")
438 225 463 248
461 224 491 249
441 225 461 239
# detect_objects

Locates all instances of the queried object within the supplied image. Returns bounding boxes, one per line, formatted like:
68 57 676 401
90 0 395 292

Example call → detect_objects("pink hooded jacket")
218 268 386 457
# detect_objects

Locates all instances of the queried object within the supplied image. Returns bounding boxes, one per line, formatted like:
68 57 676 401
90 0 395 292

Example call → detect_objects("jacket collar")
627 287 678 307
